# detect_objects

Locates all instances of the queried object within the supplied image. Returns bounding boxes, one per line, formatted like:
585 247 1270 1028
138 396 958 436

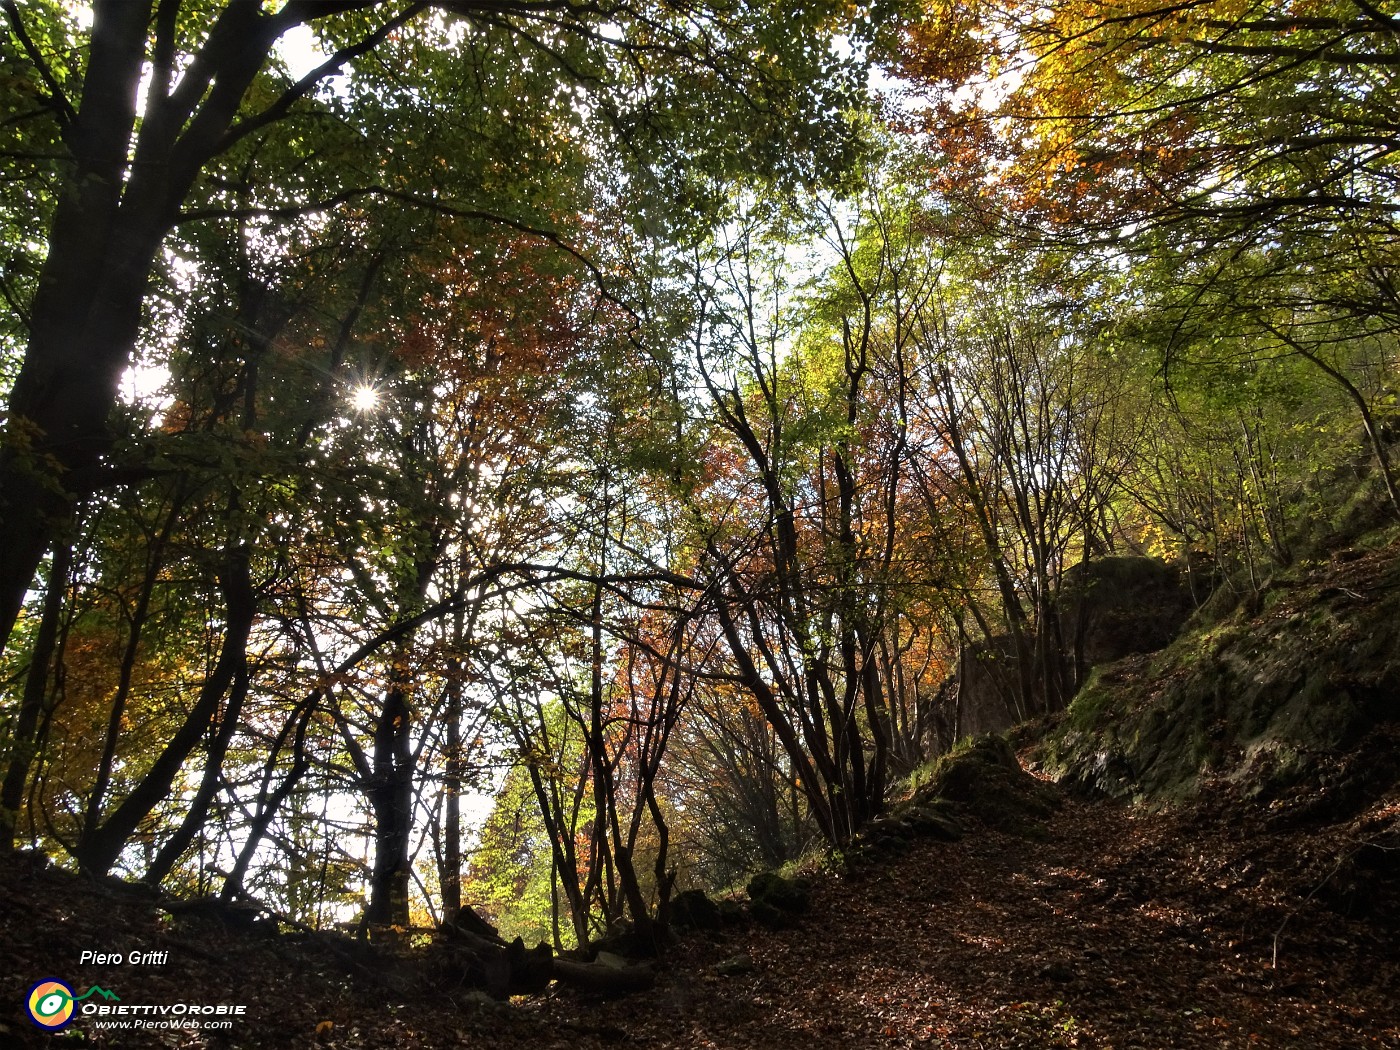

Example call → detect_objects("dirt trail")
4 792 1398 1048
533 797 1400 1049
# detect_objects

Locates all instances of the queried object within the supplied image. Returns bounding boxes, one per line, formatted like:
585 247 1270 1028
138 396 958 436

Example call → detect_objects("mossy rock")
715 952 756 976
903 803 967 841
670 889 722 932
1059 555 1193 665
921 735 1059 835
748 899 794 930
1041 538 1400 811
590 919 662 959
746 871 811 924
715 898 749 926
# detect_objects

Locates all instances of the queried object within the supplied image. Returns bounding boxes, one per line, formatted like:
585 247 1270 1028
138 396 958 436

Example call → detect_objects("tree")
910 275 1138 714
671 189 934 846
895 0 1400 249
668 679 815 886
892 0 1400 518
0 0 868 658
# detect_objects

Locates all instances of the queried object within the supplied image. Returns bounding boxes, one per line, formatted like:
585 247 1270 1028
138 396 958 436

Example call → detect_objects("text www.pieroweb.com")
88 1017 236 1031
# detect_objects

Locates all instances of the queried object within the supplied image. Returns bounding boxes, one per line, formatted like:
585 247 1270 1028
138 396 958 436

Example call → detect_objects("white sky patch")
64 1 91 29
129 21 332 125
952 61 1028 113
277 23 327 80
120 361 173 410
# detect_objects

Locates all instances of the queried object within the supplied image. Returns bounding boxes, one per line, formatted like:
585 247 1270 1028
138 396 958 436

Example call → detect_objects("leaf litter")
2 781 1398 1048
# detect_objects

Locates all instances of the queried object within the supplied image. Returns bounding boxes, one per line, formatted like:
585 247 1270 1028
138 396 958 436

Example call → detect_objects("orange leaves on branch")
889 0 1362 236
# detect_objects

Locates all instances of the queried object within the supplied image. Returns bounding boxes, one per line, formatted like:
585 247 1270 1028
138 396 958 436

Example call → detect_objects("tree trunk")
0 541 71 850
0 0 153 652
0 0 357 655
84 498 185 843
74 547 256 875
222 694 318 902
143 654 250 886
365 675 414 930
441 665 463 924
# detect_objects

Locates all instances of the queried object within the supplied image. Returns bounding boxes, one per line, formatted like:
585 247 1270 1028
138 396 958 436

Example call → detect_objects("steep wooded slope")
1042 536 1400 816
8 481 1400 1047
4 760 1399 1048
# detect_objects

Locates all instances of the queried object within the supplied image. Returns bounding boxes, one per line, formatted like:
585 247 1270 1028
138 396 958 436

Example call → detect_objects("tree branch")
1 0 78 129
176 184 633 319
216 3 430 154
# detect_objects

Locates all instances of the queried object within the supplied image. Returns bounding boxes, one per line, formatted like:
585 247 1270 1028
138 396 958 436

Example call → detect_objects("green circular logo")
26 979 76 1030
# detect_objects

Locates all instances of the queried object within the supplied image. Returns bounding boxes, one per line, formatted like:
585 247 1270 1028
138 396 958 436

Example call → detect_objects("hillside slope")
1041 537 1400 823
4 769 1399 1048
8 511 1400 1047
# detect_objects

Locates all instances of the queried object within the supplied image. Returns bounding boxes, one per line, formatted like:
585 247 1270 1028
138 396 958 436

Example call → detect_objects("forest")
3 0 1400 1046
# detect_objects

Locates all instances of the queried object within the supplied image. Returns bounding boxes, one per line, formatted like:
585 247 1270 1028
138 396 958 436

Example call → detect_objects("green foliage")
464 763 563 946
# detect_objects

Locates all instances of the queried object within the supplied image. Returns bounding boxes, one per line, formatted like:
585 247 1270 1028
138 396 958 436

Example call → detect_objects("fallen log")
433 907 654 997
552 956 656 995
435 922 550 999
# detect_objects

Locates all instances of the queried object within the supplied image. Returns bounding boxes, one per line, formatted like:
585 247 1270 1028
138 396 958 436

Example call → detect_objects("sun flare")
350 384 380 413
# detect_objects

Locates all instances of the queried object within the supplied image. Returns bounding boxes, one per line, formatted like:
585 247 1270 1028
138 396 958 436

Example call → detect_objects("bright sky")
276 23 332 82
